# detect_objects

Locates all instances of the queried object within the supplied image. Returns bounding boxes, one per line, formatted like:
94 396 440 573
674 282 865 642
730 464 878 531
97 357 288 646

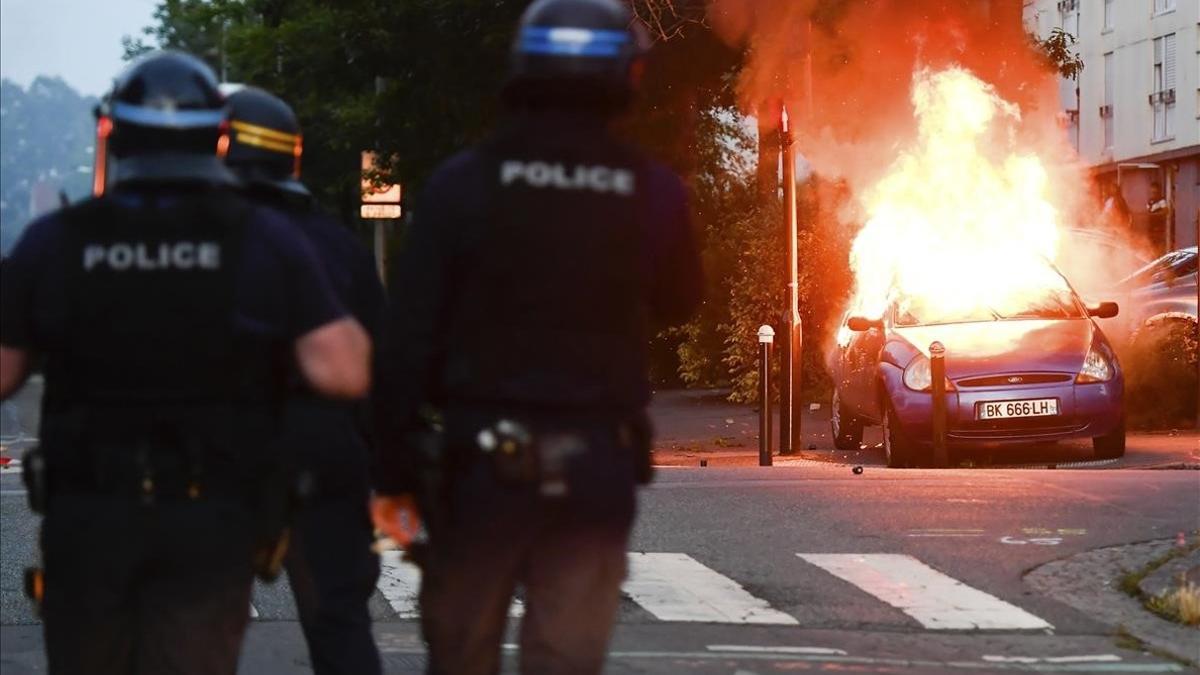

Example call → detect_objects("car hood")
892 319 1094 379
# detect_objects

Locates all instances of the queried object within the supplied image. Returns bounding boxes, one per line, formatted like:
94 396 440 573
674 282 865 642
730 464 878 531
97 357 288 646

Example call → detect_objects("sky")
0 0 158 97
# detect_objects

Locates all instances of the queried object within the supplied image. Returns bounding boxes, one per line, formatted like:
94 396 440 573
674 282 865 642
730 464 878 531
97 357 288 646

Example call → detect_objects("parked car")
1056 227 1151 298
1098 246 1197 346
830 272 1125 467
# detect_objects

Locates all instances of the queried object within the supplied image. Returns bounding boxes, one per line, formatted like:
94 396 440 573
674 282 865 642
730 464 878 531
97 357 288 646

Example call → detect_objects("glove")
370 493 422 548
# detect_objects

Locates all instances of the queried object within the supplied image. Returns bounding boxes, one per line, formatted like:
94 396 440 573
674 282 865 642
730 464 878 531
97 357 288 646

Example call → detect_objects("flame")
846 67 1068 332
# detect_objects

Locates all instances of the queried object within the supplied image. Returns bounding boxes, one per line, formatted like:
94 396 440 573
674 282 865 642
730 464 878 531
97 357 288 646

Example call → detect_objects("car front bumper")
885 368 1124 446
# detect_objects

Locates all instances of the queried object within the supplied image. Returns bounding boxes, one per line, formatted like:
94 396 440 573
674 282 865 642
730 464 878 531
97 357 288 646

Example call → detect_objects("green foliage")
1031 27 1085 81
125 1 859 402
1124 319 1199 430
0 77 96 254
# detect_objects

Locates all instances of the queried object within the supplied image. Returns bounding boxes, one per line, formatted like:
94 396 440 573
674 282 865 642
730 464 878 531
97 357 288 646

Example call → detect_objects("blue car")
830 279 1125 467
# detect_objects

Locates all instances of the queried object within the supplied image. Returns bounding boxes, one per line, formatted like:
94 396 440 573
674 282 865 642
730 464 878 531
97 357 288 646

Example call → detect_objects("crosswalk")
251 551 1055 631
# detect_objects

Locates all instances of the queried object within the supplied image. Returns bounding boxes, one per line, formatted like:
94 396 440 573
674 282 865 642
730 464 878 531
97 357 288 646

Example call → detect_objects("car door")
840 317 886 420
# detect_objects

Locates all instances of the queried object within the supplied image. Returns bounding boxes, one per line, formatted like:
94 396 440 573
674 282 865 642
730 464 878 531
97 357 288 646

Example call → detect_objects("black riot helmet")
222 86 308 197
504 0 648 111
93 50 234 192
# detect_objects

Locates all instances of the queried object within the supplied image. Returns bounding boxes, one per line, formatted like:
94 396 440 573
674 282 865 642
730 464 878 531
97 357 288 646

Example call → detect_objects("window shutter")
1163 33 1176 89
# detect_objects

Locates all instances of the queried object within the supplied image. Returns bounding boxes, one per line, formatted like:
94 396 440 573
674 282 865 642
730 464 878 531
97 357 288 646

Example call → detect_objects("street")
2 388 1198 674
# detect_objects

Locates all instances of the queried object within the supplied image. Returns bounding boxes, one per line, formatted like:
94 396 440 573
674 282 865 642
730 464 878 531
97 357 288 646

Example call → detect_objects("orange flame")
846 66 1069 330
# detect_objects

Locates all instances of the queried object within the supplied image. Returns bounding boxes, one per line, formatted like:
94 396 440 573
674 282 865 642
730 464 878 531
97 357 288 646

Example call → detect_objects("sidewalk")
646 388 1200 469
646 388 875 467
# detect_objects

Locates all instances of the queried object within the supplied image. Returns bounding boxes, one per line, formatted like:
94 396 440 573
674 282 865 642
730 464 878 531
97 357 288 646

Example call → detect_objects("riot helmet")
223 86 308 197
504 0 647 111
93 50 234 193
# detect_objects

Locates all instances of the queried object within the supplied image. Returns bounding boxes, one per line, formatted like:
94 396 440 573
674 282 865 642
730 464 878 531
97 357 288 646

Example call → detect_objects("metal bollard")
930 341 948 468
758 325 775 467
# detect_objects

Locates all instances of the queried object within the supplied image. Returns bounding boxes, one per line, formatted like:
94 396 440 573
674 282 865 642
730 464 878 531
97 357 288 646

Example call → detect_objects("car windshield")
1116 247 1199 289
894 287 1085 327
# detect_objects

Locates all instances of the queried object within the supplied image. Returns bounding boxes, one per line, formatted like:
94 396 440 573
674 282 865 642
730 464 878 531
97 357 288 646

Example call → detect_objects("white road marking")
376 551 523 619
249 604 258 618
797 553 1052 630
983 654 1122 664
707 644 848 655
624 552 798 625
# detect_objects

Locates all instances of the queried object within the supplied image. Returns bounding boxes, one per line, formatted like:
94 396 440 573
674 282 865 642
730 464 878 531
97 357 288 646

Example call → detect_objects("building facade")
1025 0 1199 253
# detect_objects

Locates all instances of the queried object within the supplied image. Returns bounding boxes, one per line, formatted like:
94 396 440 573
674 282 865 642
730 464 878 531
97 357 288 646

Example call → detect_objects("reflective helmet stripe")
518 26 629 57
229 120 299 145
229 120 300 156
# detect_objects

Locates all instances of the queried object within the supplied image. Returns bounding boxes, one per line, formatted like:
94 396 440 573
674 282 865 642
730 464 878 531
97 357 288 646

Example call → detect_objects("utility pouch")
21 447 47 514
477 419 537 484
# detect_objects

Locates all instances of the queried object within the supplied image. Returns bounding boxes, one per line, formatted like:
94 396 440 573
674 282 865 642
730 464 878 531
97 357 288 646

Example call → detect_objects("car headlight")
903 354 956 392
1076 343 1113 383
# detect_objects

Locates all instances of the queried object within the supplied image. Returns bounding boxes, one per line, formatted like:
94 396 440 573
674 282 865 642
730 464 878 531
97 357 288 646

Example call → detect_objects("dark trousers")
41 494 256 675
284 491 381 675
421 443 636 675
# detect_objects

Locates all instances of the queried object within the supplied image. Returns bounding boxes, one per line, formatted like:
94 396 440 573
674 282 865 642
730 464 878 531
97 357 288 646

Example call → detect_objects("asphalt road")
3 460 1198 673
2 384 1198 673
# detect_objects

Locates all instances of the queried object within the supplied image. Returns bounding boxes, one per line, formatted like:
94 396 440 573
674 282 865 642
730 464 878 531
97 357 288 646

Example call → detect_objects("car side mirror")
1087 301 1119 319
847 316 884 332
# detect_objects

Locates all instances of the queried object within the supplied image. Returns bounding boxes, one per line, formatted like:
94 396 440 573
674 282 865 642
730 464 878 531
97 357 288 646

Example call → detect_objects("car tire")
882 403 913 468
831 389 864 451
1093 418 1126 460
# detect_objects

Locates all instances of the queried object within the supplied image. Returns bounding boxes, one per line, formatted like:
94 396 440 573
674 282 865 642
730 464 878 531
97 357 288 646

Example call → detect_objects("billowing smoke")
708 0 1074 194
706 0 1139 304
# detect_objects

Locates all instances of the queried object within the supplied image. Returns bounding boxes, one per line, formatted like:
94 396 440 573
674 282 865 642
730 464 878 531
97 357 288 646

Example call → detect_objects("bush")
1123 318 1199 429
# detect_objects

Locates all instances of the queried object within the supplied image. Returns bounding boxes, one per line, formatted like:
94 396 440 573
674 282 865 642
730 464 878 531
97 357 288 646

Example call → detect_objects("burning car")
830 270 1125 467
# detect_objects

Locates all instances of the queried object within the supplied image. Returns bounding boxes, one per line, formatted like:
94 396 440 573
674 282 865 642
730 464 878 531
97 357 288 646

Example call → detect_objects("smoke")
705 0 1150 295
711 1 1078 194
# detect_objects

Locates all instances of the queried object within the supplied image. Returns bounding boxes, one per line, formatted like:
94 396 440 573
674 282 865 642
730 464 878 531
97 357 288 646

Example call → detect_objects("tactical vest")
39 190 286 491
440 120 653 415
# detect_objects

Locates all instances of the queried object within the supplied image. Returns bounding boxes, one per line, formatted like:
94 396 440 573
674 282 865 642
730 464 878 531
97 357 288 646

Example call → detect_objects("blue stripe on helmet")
110 102 226 129
518 26 630 58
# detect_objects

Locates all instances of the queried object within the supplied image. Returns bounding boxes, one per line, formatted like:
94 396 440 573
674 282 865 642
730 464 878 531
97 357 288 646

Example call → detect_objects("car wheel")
1093 417 1126 460
831 389 864 451
882 403 913 468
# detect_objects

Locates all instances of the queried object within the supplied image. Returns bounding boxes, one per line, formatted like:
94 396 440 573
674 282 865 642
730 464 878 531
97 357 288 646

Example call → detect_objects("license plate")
976 398 1059 420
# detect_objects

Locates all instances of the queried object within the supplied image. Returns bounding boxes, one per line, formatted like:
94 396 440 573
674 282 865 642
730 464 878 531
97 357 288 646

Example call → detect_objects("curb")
1026 538 1200 667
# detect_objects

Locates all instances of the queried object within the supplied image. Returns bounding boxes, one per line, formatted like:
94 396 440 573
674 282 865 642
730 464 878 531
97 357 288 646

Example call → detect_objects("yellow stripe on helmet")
230 119 299 144
234 132 297 155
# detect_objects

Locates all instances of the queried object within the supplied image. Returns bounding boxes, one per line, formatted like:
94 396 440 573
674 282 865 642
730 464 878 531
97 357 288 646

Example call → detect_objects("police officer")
370 1 703 672
0 52 370 674
223 86 385 675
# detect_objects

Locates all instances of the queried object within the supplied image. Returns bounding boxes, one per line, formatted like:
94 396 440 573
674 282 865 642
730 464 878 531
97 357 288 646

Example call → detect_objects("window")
1057 0 1079 35
1103 0 1114 31
1152 0 1176 15
1151 34 1176 141
1102 52 1114 151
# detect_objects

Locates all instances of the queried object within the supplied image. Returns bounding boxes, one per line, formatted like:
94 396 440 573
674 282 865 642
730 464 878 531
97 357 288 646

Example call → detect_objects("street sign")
361 151 401 211
360 203 402 219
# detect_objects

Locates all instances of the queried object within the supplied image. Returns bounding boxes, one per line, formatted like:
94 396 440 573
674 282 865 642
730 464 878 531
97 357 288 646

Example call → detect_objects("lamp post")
778 105 803 455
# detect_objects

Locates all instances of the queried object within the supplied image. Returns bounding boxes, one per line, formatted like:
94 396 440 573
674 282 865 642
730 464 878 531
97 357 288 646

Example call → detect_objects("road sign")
360 203 402 219
361 151 401 207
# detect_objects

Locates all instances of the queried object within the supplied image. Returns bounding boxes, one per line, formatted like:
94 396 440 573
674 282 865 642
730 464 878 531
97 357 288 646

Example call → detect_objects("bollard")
930 341 948 468
758 325 775 467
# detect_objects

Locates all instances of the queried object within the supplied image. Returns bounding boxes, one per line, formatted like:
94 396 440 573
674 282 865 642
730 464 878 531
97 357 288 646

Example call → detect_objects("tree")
0 77 96 254
1032 28 1085 81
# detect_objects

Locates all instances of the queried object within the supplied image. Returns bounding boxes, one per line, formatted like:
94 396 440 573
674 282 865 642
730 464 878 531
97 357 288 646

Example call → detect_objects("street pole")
373 219 387 285
758 325 775 467
930 341 948 468
778 104 803 455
